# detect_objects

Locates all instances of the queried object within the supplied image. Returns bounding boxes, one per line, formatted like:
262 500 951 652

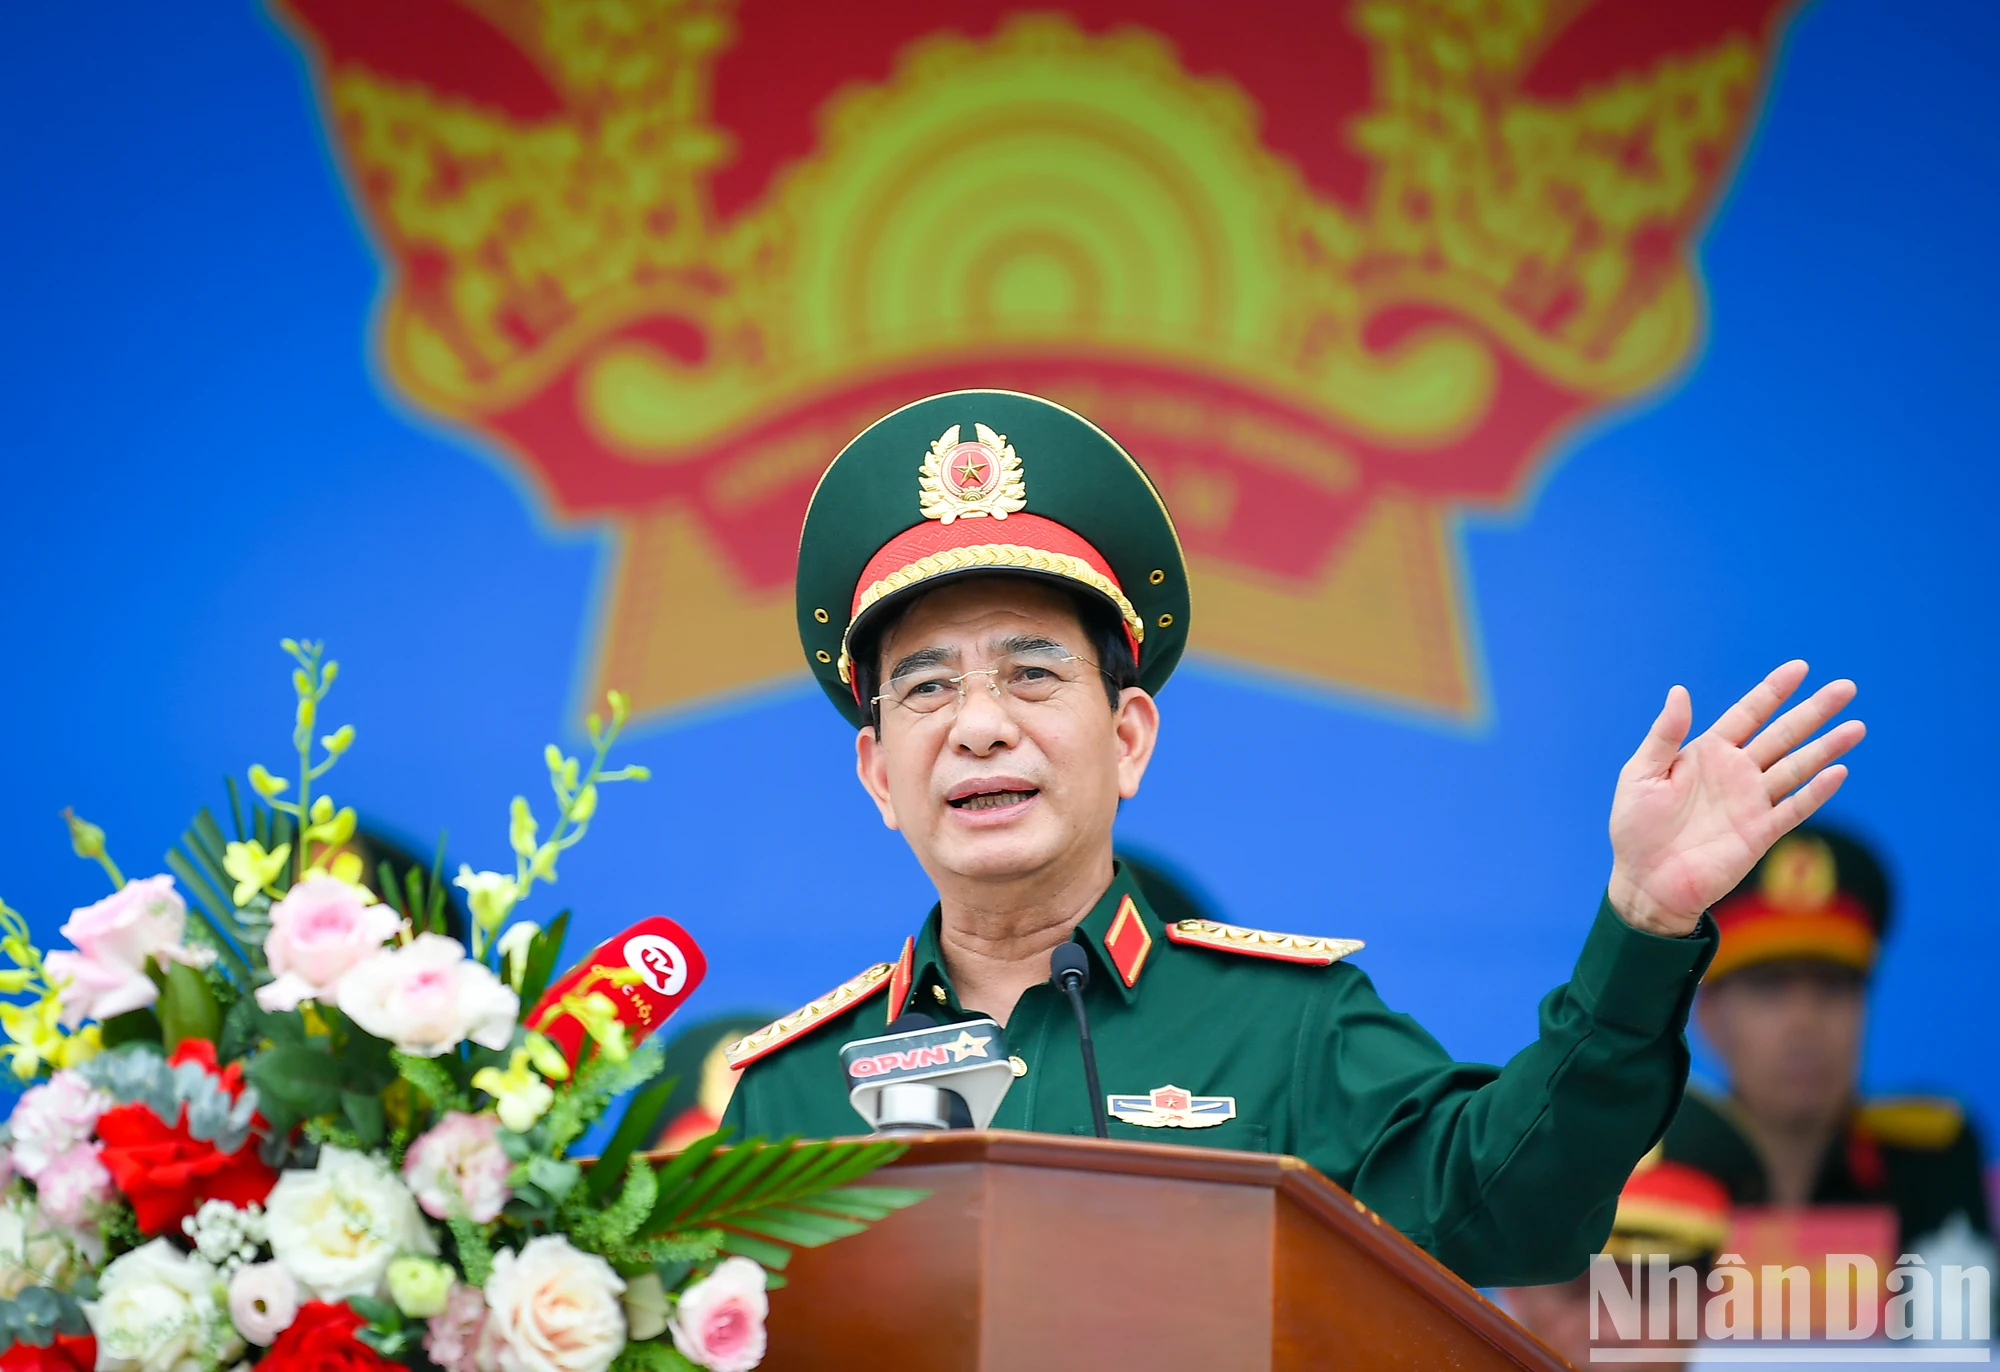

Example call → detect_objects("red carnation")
259 1302 400 1372
0 1333 96 1371
94 1039 278 1235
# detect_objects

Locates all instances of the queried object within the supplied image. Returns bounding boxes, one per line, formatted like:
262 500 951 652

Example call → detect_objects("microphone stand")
1049 944 1109 1139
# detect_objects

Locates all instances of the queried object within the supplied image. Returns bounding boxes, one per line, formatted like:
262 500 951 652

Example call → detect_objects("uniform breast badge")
1106 1084 1237 1129
919 423 1027 524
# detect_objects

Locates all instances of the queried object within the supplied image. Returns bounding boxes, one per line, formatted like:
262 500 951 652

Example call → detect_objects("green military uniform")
728 390 1720 1287
1666 1088 1991 1249
1660 827 1994 1250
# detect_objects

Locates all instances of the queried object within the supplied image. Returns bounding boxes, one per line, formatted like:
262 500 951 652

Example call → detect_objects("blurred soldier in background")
1504 1155 1731 1371
648 1014 778 1152
1664 825 1993 1262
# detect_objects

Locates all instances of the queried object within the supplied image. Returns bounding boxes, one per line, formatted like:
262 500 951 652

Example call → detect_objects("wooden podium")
762 1130 1568 1370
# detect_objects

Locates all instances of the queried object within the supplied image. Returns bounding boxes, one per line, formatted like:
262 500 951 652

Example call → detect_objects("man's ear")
1113 688 1160 801
854 726 901 831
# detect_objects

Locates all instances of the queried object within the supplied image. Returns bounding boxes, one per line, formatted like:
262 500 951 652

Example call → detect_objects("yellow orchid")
472 1049 556 1132
0 993 71 1081
559 991 631 1064
522 1030 570 1082
55 1025 101 1069
222 840 291 906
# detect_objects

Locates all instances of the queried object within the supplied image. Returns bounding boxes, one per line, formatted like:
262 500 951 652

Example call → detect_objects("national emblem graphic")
275 0 1798 721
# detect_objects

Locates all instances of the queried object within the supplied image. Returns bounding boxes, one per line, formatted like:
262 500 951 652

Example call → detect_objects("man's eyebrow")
886 645 954 680
995 634 1068 656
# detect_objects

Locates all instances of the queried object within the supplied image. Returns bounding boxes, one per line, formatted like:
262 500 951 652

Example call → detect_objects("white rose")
482 1235 626 1372
264 1147 438 1301
0 1193 95 1297
336 934 519 1057
84 1238 242 1372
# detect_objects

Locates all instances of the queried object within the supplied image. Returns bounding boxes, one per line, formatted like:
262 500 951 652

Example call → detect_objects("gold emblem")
919 423 1027 525
1106 1084 1237 1129
1761 835 1838 911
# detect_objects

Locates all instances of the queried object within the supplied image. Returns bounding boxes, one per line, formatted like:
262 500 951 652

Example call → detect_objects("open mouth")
948 785 1039 813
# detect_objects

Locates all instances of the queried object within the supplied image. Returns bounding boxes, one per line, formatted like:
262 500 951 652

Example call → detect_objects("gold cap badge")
1761 834 1838 911
919 423 1027 524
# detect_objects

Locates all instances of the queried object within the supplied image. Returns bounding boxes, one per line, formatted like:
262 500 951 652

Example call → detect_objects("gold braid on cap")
837 543 1145 684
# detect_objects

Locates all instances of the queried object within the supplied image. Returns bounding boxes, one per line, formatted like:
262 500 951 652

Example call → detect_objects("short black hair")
852 576 1141 733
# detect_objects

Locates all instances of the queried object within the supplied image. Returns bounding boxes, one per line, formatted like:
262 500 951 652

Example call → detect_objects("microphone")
1049 944 1109 1139
526 916 707 1067
840 1012 1014 1135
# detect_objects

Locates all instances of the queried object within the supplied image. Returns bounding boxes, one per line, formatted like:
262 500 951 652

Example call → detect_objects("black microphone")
1049 943 1109 1139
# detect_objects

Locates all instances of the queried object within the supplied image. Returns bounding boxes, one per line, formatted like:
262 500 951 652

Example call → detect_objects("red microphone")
527 916 707 1063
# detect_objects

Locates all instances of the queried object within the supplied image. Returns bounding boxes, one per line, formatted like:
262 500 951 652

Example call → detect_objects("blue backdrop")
0 1 1994 1147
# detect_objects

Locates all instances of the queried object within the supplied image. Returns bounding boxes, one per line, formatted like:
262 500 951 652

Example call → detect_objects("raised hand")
1606 661 1864 937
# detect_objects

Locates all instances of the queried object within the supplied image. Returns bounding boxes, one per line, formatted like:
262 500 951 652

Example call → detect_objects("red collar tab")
527 915 708 1066
885 936 916 1025
1101 895 1154 989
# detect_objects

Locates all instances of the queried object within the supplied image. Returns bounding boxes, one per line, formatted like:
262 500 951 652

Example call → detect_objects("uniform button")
1008 1056 1028 1078
931 985 948 1004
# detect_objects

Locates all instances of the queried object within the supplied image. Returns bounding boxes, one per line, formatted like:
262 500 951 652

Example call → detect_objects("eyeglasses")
872 647 1112 719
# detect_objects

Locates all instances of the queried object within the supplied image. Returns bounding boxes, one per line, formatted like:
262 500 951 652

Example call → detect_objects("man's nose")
948 674 1018 753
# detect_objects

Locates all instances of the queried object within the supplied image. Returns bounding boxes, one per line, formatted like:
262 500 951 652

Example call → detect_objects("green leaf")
526 1156 582 1202
425 834 449 935
644 1136 926 1270
404 866 426 934
392 1050 467 1113
611 1341 701 1372
246 1043 343 1120
796 1184 933 1221
376 861 405 918
517 910 571 1009
346 1294 399 1328
99 1008 162 1050
714 1230 794 1270
224 776 247 843
157 960 221 1051
724 1206 866 1246
448 1213 493 1287
586 1072 679 1202
342 1091 386 1148
162 851 252 985
217 996 260 1062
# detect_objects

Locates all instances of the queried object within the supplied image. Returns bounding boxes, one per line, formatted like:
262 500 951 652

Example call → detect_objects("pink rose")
33 1143 112 1229
424 1283 491 1372
44 875 197 1026
254 875 402 1012
8 1070 111 1180
481 1235 625 1372
403 1112 511 1223
336 935 517 1057
669 1257 768 1372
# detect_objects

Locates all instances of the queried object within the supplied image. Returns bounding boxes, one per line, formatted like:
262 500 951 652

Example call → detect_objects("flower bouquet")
0 642 923 1372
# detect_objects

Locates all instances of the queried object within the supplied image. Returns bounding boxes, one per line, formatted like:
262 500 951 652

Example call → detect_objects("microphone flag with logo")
841 1016 1014 1132
527 915 707 1064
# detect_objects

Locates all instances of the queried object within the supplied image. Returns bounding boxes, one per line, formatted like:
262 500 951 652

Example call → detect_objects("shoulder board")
723 962 895 1071
1163 919 1363 966
1857 1097 1966 1151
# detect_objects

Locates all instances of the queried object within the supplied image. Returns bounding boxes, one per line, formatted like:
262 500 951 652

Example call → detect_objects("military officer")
1663 826 1993 1255
721 390 1864 1286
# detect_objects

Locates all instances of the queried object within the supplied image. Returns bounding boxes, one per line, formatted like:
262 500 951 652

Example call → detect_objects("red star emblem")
948 445 990 491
